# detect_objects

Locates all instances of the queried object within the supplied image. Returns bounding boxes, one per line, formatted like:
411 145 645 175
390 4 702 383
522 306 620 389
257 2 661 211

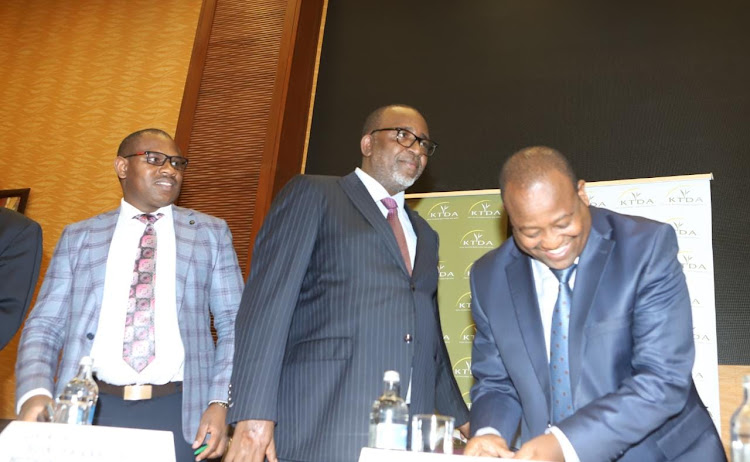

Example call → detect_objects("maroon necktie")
123 213 163 372
381 198 412 275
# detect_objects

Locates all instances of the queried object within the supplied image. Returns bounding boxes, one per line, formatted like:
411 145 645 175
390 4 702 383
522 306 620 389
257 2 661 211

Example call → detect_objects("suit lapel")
173 206 195 314
405 206 430 277
507 248 551 412
91 210 120 318
339 173 411 276
569 211 614 394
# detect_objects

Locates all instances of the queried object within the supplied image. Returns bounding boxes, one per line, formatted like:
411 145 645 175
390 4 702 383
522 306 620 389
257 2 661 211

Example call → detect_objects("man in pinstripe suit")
226 105 469 462
16 129 243 461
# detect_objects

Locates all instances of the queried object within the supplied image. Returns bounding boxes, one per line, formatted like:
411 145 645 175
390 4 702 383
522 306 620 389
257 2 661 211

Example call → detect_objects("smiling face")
504 170 592 270
360 106 429 195
114 133 183 212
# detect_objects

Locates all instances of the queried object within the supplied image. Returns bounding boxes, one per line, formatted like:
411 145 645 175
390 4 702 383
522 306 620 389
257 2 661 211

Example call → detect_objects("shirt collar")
119 198 173 221
354 167 405 208
531 256 580 282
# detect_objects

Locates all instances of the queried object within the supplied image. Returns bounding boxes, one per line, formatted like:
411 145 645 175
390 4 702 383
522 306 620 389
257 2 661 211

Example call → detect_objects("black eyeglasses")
122 151 189 171
369 127 438 157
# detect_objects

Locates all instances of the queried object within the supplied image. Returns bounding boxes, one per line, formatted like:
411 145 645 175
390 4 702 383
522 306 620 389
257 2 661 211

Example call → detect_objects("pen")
194 444 208 456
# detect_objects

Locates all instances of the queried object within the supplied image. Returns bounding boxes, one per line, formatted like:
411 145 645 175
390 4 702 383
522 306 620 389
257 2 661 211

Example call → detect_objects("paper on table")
359 447 552 462
0 421 175 462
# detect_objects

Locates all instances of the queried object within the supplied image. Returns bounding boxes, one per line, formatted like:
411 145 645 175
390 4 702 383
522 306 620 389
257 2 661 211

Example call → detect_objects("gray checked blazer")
15 205 243 443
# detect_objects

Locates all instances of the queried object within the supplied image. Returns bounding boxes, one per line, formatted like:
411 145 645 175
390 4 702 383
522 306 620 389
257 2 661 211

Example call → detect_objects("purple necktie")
381 198 412 275
123 213 163 372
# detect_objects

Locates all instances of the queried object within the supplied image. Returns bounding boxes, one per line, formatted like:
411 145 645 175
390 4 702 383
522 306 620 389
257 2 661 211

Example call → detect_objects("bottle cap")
384 370 400 382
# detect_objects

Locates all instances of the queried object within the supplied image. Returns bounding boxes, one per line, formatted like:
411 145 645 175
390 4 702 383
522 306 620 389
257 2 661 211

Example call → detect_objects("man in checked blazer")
16 129 243 461
226 105 469 462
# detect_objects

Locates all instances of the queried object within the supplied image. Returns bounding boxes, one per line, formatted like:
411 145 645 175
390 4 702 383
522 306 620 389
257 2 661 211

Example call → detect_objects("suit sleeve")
15 226 76 401
207 220 244 402
468 265 524 438
227 176 323 423
0 217 42 350
559 224 695 461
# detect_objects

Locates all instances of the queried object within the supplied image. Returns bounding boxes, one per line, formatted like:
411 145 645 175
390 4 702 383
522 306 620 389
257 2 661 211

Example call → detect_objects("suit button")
410 283 416 291
404 334 413 343
86 333 94 340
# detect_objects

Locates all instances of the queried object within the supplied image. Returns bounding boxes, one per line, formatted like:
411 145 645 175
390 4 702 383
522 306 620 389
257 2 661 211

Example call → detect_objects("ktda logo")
463 262 473 280
692 327 711 343
460 230 495 248
666 217 699 239
678 252 709 272
438 261 455 279
455 292 472 312
666 186 705 205
443 334 451 344
427 202 459 220
452 357 472 378
587 193 607 208
618 188 655 207
468 200 502 218
459 324 476 344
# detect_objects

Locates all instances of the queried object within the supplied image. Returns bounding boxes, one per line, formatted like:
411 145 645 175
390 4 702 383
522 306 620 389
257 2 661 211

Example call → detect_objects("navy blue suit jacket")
228 173 468 462
0 208 42 350
469 207 724 461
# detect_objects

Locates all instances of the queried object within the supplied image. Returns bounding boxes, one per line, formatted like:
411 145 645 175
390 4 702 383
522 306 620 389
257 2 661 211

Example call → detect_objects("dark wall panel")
306 0 750 364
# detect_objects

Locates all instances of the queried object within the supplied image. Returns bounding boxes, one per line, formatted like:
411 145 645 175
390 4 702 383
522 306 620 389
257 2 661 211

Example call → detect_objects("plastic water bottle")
53 356 99 425
368 370 409 450
732 375 750 461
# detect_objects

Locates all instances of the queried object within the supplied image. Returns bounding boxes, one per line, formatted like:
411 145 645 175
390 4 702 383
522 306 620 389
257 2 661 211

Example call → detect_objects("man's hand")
192 403 230 461
464 434 515 458
224 419 276 462
514 433 564 461
18 395 54 422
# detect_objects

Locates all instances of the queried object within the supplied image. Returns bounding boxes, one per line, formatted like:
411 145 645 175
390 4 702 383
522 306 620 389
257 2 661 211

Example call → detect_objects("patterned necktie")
381 198 412 275
123 213 163 372
549 264 576 423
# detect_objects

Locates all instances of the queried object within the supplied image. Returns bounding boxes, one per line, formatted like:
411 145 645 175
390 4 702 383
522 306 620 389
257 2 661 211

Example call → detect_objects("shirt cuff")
17 388 53 415
474 426 502 437
547 426 580 462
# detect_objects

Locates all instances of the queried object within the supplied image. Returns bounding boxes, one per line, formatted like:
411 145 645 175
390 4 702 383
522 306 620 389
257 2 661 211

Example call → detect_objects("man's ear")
360 134 373 157
114 156 128 180
577 179 590 206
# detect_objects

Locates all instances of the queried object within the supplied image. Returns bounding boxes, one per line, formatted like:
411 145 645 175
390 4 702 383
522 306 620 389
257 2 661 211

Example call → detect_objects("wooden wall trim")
175 0 218 154
174 0 325 277
248 0 326 268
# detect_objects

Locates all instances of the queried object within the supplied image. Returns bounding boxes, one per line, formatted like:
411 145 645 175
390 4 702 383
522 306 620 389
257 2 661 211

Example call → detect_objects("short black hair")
117 128 176 157
499 146 578 197
361 104 421 136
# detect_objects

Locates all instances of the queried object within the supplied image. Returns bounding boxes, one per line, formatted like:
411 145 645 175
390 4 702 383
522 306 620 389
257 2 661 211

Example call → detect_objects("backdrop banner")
406 173 720 431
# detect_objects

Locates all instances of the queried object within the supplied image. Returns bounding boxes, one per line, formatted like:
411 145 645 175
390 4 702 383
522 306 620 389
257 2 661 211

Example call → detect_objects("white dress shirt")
90 199 185 385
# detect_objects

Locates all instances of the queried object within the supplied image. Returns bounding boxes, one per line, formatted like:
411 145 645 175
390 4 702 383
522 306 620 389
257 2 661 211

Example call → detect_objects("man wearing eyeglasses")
225 105 469 462
16 128 243 461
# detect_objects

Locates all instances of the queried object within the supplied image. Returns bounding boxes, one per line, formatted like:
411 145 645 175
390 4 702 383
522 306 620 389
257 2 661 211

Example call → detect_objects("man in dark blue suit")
0 207 42 350
465 146 725 461
226 105 469 462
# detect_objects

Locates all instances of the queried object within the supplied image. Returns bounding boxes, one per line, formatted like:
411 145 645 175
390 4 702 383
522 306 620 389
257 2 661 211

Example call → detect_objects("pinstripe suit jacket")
228 173 469 462
15 205 243 443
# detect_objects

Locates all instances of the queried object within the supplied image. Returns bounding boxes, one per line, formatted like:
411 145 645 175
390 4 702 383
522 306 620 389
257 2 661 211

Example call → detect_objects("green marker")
193 444 208 456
